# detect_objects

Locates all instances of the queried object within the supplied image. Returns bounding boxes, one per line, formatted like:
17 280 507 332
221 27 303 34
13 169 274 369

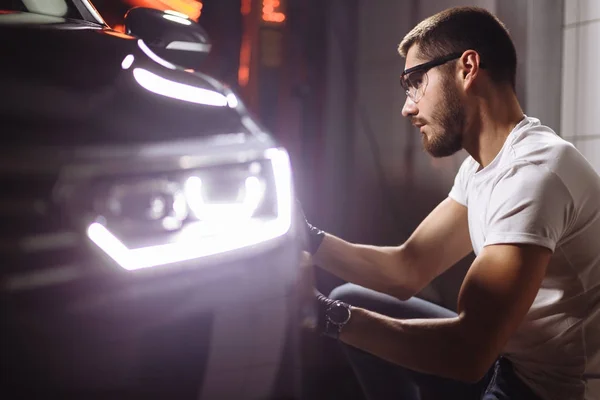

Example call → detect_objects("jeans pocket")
484 359 502 395
484 357 542 400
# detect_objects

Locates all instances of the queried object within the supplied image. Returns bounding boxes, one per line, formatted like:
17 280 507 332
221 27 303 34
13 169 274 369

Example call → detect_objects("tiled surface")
561 26 578 137
579 0 600 23
562 3 600 149
575 137 600 173
565 0 579 25
576 21 600 137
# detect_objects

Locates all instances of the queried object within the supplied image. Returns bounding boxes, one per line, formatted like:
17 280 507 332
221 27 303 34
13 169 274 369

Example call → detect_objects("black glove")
314 289 352 340
296 200 326 255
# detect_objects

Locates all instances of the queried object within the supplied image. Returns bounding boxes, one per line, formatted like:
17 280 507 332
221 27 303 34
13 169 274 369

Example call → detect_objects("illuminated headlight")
86 148 292 270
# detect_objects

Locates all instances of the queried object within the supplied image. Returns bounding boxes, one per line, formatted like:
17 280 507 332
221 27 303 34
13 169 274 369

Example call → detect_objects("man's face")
401 46 466 158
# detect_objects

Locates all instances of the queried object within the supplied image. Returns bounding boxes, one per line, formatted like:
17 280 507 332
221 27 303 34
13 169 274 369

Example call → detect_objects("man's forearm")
313 234 420 299
340 307 491 383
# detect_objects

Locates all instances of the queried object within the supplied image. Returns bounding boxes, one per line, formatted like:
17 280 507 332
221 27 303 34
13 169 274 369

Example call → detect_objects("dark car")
0 1 309 399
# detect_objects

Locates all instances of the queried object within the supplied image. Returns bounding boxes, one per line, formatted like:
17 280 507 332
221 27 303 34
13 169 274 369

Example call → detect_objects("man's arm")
312 197 472 299
338 243 551 382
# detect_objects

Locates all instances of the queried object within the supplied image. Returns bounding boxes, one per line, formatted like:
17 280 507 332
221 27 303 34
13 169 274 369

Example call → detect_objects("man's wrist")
322 300 352 339
307 224 326 255
295 199 326 255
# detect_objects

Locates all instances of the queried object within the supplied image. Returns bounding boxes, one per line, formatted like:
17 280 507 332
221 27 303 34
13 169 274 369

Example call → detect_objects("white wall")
562 0 600 173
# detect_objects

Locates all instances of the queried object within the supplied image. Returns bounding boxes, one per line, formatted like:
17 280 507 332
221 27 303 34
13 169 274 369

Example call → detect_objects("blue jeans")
329 283 542 400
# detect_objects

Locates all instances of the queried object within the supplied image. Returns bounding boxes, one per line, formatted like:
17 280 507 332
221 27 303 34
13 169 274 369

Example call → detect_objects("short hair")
398 7 517 89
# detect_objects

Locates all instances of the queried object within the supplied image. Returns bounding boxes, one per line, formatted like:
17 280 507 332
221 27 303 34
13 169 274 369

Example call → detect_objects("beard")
422 78 466 158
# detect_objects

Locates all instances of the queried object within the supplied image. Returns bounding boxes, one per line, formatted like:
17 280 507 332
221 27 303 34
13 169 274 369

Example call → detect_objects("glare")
121 54 135 70
133 68 228 107
87 223 132 268
184 176 265 221
226 93 239 108
265 148 293 237
165 41 211 53
87 148 292 271
163 14 192 25
244 176 264 211
137 39 176 70
173 191 188 218
183 176 203 216
89 220 262 271
164 9 190 19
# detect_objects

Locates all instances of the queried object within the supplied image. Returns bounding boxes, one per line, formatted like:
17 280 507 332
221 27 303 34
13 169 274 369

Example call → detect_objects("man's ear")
459 50 481 91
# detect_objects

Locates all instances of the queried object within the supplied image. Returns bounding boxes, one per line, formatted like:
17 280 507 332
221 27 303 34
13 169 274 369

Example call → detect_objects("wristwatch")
324 301 352 339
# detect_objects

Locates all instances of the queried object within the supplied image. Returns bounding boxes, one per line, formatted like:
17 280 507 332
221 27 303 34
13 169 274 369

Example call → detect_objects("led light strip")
133 67 228 106
87 148 292 270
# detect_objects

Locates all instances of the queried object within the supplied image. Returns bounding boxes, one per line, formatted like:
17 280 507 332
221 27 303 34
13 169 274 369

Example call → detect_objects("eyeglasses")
400 53 462 103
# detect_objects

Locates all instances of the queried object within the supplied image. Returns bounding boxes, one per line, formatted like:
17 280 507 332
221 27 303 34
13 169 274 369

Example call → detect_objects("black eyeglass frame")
401 53 462 80
400 51 486 101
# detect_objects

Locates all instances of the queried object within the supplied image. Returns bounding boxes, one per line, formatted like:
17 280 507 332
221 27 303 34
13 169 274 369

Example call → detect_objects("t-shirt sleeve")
448 156 474 206
484 163 574 252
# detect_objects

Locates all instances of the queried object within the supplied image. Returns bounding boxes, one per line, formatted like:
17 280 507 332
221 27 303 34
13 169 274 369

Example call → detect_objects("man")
300 6 600 400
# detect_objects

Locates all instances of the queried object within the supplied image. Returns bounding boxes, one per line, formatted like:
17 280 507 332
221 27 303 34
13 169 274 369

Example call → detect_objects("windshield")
0 0 82 19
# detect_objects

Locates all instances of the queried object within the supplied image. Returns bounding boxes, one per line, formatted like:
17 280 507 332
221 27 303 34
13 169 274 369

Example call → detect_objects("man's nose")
402 96 418 118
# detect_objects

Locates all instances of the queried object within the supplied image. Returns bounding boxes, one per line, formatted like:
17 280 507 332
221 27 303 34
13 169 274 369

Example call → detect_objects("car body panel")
1 6 305 400
0 13 269 146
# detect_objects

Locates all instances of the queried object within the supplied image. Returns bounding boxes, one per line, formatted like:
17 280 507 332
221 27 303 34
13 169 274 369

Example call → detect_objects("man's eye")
408 73 424 88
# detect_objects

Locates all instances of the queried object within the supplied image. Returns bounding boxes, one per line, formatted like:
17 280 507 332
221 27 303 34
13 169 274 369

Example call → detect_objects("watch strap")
323 301 351 340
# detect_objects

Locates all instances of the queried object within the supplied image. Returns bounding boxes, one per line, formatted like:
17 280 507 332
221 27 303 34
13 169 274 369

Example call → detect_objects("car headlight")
86 148 292 271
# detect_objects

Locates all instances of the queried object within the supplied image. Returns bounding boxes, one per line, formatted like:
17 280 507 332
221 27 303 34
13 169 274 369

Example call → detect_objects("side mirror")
124 7 211 69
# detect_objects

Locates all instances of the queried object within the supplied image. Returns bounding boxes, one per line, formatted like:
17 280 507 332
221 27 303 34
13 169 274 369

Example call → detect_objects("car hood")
0 12 270 148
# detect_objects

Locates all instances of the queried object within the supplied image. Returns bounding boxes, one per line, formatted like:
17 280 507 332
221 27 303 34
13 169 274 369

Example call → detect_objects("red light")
238 66 250 86
241 0 251 16
124 1 203 21
238 37 252 87
262 0 285 23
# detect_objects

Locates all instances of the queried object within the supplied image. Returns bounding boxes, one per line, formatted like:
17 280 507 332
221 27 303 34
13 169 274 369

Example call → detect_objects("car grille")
0 171 92 291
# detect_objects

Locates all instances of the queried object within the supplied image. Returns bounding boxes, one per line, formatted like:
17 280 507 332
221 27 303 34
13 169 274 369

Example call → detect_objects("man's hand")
296 200 326 255
293 198 473 300
297 251 351 338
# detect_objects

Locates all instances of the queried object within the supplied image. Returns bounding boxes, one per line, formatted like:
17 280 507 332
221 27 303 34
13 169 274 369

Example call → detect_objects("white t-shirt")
449 116 600 400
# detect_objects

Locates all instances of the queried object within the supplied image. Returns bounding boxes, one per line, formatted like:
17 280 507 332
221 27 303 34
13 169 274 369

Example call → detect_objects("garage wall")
562 0 600 171
321 0 565 308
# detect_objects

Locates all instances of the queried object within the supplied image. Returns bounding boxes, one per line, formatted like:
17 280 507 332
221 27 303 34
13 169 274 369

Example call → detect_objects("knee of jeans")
328 283 367 306
328 284 456 320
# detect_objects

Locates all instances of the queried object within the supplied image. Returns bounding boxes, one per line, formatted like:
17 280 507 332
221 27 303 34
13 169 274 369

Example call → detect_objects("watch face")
328 302 350 325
